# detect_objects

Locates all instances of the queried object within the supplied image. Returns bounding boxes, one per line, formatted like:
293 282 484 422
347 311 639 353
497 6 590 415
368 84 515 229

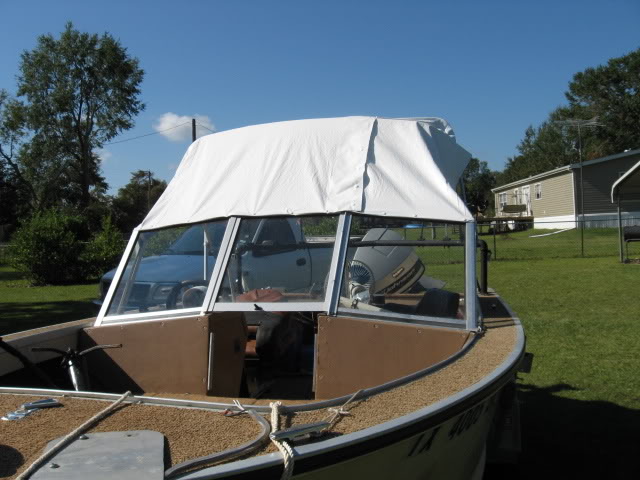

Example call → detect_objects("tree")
0 93 23 227
499 117 576 185
565 48 640 156
112 170 167 233
14 22 145 210
461 158 497 217
0 160 22 232
501 48 640 184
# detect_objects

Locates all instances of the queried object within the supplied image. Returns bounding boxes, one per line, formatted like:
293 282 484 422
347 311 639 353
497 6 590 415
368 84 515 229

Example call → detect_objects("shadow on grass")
487 382 640 480
0 301 99 336
0 270 27 283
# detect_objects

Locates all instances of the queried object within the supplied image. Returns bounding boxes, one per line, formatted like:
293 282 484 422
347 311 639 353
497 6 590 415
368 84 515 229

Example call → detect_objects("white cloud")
154 112 216 142
96 148 112 163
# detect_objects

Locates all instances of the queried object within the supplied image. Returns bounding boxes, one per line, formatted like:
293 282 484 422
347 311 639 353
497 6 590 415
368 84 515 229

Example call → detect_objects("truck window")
257 218 296 245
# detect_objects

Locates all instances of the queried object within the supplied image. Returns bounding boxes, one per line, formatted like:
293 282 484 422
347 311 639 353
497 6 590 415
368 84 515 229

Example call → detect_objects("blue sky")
1 0 638 193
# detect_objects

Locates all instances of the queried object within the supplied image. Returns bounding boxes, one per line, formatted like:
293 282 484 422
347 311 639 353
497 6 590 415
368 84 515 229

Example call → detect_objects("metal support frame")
204 217 241 312
465 222 478 331
617 195 624 263
477 239 489 295
95 229 141 326
97 215 484 330
327 213 351 315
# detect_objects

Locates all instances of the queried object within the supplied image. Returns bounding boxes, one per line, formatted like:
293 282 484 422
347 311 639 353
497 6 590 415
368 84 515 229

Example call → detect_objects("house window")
499 192 507 210
513 188 520 204
534 183 542 199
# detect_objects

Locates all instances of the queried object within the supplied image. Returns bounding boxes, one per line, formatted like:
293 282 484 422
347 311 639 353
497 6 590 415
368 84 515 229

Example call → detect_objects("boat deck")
1 297 518 479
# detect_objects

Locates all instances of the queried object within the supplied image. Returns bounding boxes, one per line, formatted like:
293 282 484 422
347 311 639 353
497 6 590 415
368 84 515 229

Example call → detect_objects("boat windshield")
105 219 228 316
216 215 339 305
339 215 466 321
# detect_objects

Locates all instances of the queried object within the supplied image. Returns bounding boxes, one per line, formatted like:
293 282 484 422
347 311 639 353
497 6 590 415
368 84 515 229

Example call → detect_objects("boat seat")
236 289 301 365
383 289 460 319
414 289 460 318
243 311 299 365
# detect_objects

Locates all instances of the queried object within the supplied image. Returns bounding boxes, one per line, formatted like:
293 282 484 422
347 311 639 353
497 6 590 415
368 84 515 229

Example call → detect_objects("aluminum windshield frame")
96 219 233 326
209 214 349 313
96 213 479 330
95 228 140 326
335 215 475 327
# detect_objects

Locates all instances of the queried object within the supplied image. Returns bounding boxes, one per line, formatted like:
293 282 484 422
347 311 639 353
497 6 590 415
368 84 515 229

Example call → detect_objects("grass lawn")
488 257 640 479
0 265 100 336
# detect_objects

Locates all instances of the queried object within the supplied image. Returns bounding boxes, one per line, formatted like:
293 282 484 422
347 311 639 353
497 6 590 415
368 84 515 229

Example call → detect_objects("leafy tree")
499 118 575 185
0 91 32 215
501 48 640 184
461 158 497 217
564 49 640 155
12 22 144 210
112 170 167 233
0 162 22 233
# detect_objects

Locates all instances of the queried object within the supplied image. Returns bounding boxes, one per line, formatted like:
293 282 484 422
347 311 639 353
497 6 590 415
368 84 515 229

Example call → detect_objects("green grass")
487 257 640 479
0 265 100 336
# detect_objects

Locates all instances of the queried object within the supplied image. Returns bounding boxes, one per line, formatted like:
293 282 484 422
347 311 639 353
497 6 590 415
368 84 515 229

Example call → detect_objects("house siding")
494 171 574 218
531 172 574 218
492 149 640 227
576 153 640 215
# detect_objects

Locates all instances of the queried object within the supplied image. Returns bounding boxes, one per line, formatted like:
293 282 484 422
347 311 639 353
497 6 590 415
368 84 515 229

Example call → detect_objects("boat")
0 116 525 480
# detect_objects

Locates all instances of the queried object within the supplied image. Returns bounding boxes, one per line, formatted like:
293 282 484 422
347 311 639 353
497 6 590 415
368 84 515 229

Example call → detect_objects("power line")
196 122 215 134
105 121 192 145
103 119 214 147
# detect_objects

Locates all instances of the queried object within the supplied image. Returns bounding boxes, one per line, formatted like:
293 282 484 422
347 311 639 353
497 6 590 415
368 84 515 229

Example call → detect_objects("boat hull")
0 301 524 480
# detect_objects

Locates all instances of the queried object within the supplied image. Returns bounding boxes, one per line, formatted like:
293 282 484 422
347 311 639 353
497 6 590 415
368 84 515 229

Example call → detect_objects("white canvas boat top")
140 116 473 231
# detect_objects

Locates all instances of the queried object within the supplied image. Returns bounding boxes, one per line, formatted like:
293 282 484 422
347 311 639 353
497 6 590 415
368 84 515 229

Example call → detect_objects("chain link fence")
3 218 640 267
478 217 640 261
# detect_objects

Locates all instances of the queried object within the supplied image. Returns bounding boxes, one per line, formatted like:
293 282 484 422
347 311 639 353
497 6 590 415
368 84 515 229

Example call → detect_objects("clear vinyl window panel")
216 216 338 305
340 216 466 320
106 219 228 316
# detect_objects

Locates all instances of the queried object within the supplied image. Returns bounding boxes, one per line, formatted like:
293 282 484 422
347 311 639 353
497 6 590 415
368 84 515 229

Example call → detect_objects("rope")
324 389 363 431
16 391 132 480
165 401 271 478
269 401 295 480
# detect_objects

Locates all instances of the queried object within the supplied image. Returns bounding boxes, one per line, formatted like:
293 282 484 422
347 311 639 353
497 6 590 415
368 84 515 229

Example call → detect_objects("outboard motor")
348 228 425 303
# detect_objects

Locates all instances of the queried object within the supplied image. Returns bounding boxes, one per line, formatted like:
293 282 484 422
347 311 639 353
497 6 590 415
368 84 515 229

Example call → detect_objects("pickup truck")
99 217 335 313
100 214 440 315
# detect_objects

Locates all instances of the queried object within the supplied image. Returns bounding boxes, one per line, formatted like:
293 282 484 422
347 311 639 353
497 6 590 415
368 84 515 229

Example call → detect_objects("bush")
81 216 126 279
9 210 126 285
9 209 87 285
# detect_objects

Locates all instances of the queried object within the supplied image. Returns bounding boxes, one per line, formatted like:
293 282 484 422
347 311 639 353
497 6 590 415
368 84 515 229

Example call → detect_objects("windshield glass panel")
106 219 228 316
340 216 465 320
216 216 338 305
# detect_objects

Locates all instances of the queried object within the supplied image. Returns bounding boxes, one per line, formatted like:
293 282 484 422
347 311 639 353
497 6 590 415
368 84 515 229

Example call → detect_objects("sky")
0 0 638 194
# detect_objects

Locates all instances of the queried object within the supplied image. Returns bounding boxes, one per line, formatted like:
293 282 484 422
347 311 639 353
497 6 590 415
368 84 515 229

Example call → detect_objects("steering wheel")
166 280 209 310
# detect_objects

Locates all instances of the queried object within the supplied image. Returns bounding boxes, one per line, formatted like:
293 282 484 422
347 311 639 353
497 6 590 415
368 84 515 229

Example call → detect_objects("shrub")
9 210 127 285
81 216 126 280
9 209 86 285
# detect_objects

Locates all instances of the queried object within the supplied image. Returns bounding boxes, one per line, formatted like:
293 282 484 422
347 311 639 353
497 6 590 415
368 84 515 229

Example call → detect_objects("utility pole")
553 117 602 257
146 170 152 212
192 118 196 143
